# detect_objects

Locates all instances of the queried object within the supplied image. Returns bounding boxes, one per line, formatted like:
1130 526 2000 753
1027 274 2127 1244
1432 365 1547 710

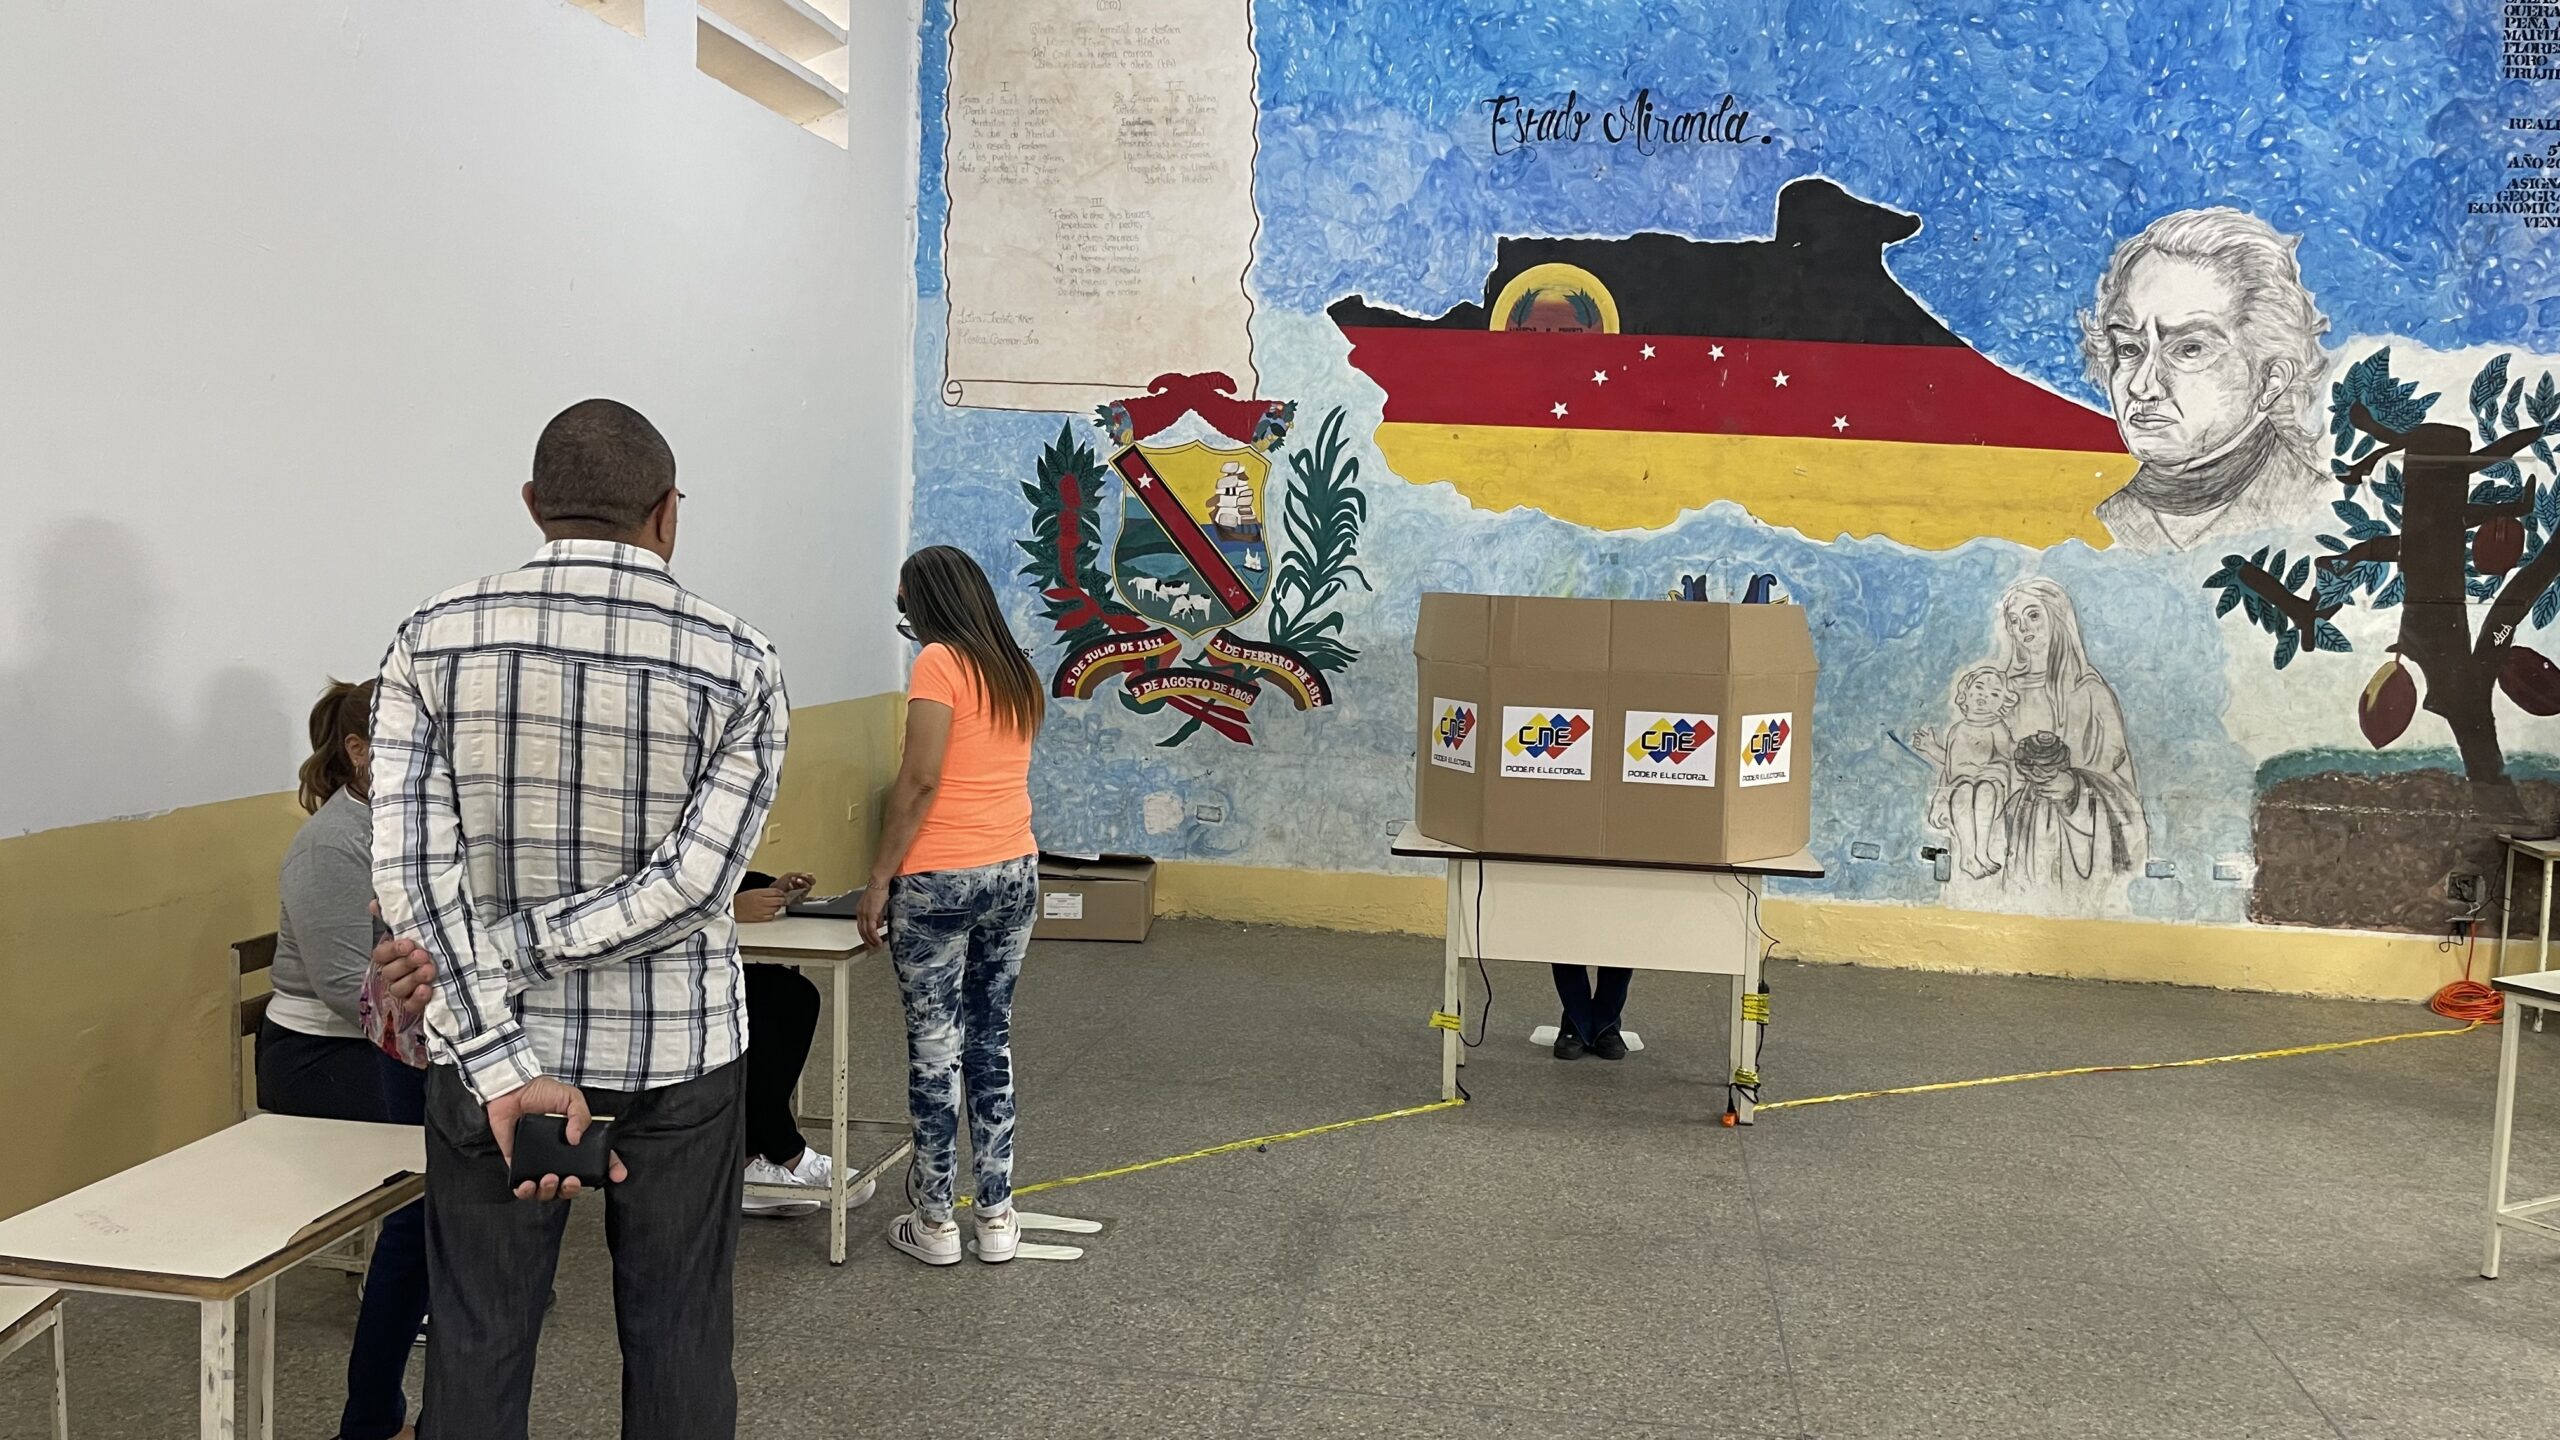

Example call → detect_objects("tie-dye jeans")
887 853 1039 1221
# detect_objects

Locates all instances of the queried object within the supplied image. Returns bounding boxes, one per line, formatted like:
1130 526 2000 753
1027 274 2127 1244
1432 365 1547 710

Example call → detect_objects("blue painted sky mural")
913 0 2560 934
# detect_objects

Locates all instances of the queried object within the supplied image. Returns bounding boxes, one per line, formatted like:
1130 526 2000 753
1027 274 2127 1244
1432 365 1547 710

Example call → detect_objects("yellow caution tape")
1429 1010 1464 1032
954 1020 2483 1211
1741 993 1771 1023
959 1098 1469 1208
1757 1021 2484 1113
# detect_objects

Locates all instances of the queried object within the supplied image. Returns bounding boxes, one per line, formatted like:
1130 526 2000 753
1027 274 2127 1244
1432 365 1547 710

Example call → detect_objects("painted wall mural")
913 0 2560 940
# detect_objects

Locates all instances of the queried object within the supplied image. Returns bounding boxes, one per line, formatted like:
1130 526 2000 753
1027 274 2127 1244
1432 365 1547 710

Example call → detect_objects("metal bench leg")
49 1307 67 1440
2486 1005 2525 1279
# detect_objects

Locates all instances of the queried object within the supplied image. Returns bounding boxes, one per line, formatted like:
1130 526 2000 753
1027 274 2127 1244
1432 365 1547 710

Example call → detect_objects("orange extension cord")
2432 930 2505 1024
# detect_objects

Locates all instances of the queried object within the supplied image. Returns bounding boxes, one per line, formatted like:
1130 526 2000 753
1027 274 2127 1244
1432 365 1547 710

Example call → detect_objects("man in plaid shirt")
370 398 785 1440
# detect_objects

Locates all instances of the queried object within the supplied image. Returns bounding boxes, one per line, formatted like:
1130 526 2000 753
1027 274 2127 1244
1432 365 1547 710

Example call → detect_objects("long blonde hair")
900 546 1044 737
297 678 375 813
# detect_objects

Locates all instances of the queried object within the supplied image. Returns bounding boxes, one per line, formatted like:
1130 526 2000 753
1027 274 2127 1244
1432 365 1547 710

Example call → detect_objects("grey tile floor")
5 919 2559 1438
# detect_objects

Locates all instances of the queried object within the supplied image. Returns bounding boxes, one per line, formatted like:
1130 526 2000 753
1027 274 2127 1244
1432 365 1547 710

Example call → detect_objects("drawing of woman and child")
1912 578 2147 898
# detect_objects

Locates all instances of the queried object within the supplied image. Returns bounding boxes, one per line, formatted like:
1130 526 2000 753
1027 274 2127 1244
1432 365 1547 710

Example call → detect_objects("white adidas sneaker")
742 1150 876 1217
973 1206 1019 1263
888 1211 963 1266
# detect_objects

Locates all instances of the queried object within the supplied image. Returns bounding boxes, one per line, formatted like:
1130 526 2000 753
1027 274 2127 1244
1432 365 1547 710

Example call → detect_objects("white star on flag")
1772 371 1790 387
1591 370 1609 385
1640 344 1658 360
1552 401 1569 418
1707 344 1725 360
1831 415 1850 432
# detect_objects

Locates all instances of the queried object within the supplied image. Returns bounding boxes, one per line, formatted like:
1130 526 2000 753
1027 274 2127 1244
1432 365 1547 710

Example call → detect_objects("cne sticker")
1622 711 1717 787
1499 706 1595 781
1737 711 1794 788
1429 697 1480 773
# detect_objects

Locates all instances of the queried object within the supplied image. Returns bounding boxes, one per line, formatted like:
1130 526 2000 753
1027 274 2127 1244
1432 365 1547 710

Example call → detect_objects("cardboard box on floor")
1414 594 1816 864
1035 854 1157 941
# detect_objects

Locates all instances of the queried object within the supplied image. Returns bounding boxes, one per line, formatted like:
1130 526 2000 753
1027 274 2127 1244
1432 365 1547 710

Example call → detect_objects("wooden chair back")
231 933 277 1120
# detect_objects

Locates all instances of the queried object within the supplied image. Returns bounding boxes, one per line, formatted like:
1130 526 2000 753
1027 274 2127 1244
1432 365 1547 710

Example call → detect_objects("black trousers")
419 1061 745 1440
255 1020 387 1122
1552 965 1633 1043
742 963 819 1165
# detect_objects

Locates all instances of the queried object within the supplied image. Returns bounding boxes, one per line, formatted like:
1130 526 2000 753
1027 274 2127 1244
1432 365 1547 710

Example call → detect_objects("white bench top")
2495 970 2560 1004
0 1115 421 1293
737 914 870 960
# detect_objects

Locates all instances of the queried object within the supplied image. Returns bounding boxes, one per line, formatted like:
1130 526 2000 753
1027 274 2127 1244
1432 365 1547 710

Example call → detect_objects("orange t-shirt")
899 643 1037 875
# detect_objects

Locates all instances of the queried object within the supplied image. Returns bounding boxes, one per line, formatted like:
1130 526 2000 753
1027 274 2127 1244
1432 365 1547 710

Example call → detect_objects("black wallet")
509 1113 615 1189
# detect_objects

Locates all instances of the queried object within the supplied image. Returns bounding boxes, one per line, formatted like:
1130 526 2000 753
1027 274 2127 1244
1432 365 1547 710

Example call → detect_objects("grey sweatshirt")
270 788 374 1037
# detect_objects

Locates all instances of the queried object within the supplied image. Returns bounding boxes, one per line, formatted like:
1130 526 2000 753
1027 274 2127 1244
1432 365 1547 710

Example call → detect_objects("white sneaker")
888 1211 963 1266
973 1206 1019 1264
741 1150 875 1217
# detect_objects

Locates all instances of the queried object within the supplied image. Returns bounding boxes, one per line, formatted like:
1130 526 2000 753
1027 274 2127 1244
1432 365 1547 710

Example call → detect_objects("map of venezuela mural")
1330 179 2133 547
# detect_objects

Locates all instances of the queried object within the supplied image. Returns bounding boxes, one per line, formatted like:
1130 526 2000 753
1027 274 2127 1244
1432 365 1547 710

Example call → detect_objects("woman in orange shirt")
859 546 1044 1266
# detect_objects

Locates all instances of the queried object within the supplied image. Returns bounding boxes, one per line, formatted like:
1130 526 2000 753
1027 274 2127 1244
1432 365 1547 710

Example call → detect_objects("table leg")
48 1307 68 1440
2541 859 2554 1033
243 1279 274 1440
1731 876 1761 1127
199 1298 234 1440
2499 847 2518 980
831 958 851 1266
2486 998 2526 1278
1441 860 1463 1101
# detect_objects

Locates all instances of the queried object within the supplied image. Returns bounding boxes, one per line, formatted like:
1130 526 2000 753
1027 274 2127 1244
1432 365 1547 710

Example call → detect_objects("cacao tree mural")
2203 348 2560 793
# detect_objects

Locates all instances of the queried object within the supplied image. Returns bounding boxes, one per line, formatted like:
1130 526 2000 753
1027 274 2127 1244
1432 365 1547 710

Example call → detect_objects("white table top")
0 1286 57 1340
2504 835 2560 862
2495 970 2560 1003
1390 822 1826 879
737 914 870 960
0 1115 422 1291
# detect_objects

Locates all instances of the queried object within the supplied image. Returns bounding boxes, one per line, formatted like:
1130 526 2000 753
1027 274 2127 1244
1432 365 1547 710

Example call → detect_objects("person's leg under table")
1590 967 1633 1035
601 1063 748 1440
1552 963 1598 1042
341 1057 430 1440
741 964 819 1167
418 1065 571 1440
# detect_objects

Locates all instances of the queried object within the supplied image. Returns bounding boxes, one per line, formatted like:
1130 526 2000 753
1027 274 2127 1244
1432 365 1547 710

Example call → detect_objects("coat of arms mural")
1019 372 1369 746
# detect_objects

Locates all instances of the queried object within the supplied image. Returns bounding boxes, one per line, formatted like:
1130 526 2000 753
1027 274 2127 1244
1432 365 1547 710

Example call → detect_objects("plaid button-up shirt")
371 540 789 1103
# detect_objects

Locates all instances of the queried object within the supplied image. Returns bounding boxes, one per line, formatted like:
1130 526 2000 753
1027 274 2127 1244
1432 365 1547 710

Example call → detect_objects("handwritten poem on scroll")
943 0 1258 413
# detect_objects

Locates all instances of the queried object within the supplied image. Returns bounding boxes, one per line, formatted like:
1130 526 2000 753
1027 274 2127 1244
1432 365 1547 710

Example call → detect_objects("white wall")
0 0 914 837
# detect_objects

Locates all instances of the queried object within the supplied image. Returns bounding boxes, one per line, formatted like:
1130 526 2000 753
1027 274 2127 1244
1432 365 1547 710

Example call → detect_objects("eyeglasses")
895 593 915 643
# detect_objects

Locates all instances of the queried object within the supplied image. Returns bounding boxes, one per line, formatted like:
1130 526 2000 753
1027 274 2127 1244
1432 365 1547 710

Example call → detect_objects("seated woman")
733 870 878 1215
264 679 428 1440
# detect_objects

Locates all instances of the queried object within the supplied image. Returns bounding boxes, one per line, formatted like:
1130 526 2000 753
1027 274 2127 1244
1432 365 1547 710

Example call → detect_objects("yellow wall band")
0 691 903 1219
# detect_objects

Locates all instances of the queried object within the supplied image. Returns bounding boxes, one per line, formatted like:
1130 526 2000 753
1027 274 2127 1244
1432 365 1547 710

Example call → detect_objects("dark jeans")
254 1024 430 1440
1552 965 1633 1043
743 963 819 1166
419 1061 746 1440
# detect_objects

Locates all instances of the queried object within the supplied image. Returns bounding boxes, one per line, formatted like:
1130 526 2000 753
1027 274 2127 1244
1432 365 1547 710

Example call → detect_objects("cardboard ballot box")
1034 853 1157 942
1413 594 1816 865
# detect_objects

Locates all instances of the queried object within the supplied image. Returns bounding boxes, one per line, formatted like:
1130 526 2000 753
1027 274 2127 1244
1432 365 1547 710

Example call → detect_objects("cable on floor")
2432 926 2505 1024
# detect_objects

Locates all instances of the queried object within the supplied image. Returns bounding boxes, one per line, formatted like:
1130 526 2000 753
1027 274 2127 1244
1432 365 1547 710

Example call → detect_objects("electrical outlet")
2213 856 2250 883
2450 873 2484 905
2145 859 2177 879
1850 841 1882 861
1194 802 1226 824
1919 845 1948 861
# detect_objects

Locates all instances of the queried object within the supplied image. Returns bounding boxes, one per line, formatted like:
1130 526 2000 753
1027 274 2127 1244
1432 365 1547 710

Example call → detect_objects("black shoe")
1590 1028 1629 1061
1552 1025 1586 1060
